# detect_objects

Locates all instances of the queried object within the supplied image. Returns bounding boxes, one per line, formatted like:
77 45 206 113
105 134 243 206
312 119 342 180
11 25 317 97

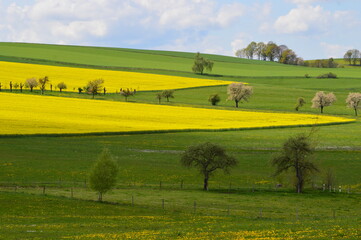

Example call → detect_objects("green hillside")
1 42 361 239
2 42 361 78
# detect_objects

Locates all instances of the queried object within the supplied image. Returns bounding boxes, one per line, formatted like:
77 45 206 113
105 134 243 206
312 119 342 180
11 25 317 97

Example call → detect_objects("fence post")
259 208 263 218
159 181 162 190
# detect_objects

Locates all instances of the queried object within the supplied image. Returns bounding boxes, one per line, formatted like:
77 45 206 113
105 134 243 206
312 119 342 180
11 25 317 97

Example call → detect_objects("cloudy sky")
0 0 360 59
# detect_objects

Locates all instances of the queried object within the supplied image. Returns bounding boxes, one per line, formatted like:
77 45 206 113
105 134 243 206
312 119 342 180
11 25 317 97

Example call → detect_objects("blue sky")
0 0 360 59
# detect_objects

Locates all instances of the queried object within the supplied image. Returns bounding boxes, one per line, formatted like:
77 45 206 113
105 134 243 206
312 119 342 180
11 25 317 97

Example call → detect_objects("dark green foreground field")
0 43 360 239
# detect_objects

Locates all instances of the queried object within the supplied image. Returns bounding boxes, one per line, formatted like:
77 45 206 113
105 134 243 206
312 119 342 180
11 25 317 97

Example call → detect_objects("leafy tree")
255 42 267 60
162 90 175 102
120 88 135 101
25 78 38 92
38 76 50 95
155 92 163 104
13 83 19 91
265 41 280 61
57 82 67 92
227 83 253 108
346 92 361 116
78 87 83 94
89 148 118 202
344 50 353 65
181 142 237 191
271 134 319 193
208 94 221 106
192 52 214 74
311 91 336 113
351 49 360 65
86 79 104 99
295 97 306 111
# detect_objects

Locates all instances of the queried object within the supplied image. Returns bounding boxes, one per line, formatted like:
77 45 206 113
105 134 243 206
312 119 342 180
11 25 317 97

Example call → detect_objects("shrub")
316 72 337 79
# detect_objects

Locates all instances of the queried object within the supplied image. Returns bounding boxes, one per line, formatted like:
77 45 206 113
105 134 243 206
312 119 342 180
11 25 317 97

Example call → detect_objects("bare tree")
38 76 50 95
57 82 67 92
86 79 104 99
181 142 237 191
295 97 306 111
271 134 319 194
25 78 38 92
311 91 336 113
162 90 175 102
155 92 163 104
120 88 135 101
346 92 361 116
227 83 253 108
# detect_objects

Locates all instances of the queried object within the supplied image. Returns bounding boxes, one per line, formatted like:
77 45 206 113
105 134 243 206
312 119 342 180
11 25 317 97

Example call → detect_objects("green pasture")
1 42 361 239
1 192 360 239
2 42 361 78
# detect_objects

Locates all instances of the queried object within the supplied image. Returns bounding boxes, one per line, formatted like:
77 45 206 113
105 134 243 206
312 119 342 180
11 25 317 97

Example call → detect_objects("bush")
316 72 337 79
304 74 311 78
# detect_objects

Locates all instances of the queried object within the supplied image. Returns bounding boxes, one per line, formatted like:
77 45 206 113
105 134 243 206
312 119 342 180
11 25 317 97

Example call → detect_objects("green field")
1 43 361 239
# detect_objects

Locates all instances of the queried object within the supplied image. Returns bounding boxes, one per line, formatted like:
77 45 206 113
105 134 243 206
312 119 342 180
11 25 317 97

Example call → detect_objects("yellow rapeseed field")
0 93 353 135
0 61 233 92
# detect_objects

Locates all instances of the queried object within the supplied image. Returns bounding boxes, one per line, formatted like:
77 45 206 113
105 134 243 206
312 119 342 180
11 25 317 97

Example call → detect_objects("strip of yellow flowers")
0 93 354 135
0 61 233 92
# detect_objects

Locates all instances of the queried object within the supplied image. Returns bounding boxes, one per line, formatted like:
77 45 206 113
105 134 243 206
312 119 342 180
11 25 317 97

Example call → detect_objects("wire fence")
1 181 360 222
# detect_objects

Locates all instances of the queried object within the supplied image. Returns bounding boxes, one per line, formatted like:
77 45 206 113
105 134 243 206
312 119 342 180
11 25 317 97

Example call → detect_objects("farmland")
0 43 361 239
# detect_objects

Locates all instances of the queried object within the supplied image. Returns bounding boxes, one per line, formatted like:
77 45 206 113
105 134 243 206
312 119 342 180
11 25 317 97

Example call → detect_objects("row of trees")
181 133 318 194
235 41 304 65
0 77 68 94
89 132 329 200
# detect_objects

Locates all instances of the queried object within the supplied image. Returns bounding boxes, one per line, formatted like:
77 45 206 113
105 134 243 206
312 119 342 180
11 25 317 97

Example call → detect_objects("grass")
1 190 360 239
2 42 361 78
1 42 361 239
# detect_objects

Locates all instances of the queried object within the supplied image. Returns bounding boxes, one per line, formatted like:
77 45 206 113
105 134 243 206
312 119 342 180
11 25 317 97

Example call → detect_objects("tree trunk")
320 106 323 113
235 100 239 108
203 176 209 191
98 192 103 201
355 107 358 116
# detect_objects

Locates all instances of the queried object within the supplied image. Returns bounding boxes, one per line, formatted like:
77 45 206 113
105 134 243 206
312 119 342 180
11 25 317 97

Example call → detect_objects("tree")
25 78 38 92
86 79 104 99
344 50 353 65
295 97 306 111
227 83 253 108
120 88 135 101
255 42 267 60
271 134 319 193
311 91 336 113
89 148 118 202
192 52 214 74
351 49 360 65
155 92 163 104
181 142 237 191
265 41 280 61
38 76 50 95
346 92 361 116
245 41 257 59
78 87 83 94
57 82 67 92
162 90 174 102
208 94 221 106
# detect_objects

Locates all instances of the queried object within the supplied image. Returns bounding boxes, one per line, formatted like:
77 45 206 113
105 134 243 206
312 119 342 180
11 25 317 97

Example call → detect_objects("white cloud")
286 0 325 5
320 42 352 58
0 0 245 45
274 5 330 34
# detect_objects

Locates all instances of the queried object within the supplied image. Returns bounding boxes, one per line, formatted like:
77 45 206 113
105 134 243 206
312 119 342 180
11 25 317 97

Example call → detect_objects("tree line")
235 41 304 65
343 49 361 66
236 41 344 68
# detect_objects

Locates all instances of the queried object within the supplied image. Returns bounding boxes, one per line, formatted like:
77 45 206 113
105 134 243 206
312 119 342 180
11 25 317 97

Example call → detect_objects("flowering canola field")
0 93 353 135
0 61 233 92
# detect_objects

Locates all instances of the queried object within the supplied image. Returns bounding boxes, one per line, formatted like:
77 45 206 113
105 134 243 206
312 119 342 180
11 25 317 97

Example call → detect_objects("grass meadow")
0 43 360 239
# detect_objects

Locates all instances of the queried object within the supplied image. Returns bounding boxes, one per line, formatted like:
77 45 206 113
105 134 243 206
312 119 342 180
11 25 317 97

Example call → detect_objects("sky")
0 0 360 60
